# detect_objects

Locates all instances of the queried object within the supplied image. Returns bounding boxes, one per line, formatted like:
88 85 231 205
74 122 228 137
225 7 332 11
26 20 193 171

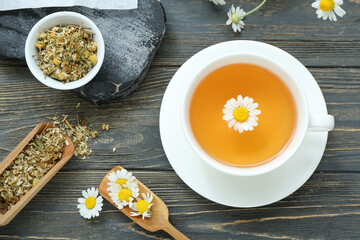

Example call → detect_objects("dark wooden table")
1 0 360 239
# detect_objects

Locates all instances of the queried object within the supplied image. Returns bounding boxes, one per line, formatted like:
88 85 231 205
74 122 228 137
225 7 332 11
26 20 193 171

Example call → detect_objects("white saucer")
159 40 329 208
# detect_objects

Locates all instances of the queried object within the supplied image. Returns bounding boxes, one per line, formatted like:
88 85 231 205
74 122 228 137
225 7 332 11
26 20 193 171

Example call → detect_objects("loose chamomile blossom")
77 187 103 219
223 95 261 133
209 0 226 5
226 5 245 32
107 169 137 190
312 0 346 21
109 182 139 209
130 193 154 219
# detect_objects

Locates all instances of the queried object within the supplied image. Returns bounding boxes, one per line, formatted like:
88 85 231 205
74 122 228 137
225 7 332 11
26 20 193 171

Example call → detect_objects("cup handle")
308 113 335 132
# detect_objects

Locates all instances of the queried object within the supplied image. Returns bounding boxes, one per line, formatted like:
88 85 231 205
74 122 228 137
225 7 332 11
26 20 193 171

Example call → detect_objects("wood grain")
1 0 360 238
0 171 358 239
0 122 75 226
154 0 360 67
0 65 359 172
98 166 189 239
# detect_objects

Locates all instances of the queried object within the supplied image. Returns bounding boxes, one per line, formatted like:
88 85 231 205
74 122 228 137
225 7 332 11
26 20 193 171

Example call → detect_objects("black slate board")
0 0 166 104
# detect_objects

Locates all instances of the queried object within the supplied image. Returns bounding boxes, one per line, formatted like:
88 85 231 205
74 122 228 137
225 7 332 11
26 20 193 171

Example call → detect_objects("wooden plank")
154 0 360 67
0 170 358 239
1 0 360 68
0 65 360 172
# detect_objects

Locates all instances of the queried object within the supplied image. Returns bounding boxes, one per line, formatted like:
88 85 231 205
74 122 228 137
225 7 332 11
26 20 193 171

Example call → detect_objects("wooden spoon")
99 166 189 240
0 122 75 226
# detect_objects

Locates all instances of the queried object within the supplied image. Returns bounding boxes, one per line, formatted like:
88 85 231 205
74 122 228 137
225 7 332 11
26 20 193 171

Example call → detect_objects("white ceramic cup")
25 11 105 90
181 52 334 176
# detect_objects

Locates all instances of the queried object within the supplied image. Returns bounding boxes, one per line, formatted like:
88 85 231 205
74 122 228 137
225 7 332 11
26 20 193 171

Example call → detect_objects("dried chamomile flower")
0 126 66 211
46 114 98 159
36 25 98 83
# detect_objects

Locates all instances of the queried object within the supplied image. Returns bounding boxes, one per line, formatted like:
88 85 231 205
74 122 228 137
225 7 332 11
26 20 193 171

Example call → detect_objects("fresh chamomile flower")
209 0 226 5
107 169 137 190
226 5 246 32
312 0 346 21
109 182 139 209
130 193 154 219
77 187 103 219
223 95 261 133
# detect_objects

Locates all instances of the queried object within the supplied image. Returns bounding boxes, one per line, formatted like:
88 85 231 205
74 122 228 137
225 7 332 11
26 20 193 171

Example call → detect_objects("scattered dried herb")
46 114 98 158
36 25 98 83
101 124 115 131
0 127 66 211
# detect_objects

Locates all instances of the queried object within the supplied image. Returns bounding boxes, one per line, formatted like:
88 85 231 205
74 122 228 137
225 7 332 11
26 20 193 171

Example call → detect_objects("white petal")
96 196 103 203
334 0 343 5
78 198 85 204
243 96 249 106
316 9 323 18
238 124 244 133
330 11 337 21
237 95 243 103
311 1 320 8
247 98 254 106
247 102 258 111
323 11 329 20
223 108 233 114
232 23 237 32
242 122 249 131
130 212 141 216
234 122 240 131
250 109 261 116
247 116 258 126
228 119 236 128
223 114 233 121
82 190 88 199
229 98 239 108
334 5 345 17
226 19 232 25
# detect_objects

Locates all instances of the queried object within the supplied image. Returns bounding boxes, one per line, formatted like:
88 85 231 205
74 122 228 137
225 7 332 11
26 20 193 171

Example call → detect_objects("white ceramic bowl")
25 11 105 90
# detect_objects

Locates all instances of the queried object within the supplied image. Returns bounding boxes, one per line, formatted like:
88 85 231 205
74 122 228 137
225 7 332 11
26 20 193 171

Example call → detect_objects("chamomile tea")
189 63 297 167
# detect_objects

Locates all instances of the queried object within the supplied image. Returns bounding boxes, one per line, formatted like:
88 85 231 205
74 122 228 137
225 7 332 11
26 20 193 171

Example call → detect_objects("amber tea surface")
189 63 297 167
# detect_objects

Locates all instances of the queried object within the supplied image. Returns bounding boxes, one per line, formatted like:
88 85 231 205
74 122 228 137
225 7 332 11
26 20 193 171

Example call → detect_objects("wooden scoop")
99 166 189 240
0 122 75 226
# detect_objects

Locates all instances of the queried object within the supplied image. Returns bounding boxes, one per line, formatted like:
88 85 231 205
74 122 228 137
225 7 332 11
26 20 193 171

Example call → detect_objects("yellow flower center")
231 13 240 24
319 0 335 11
118 189 132 202
233 107 249 122
136 200 150 214
116 179 127 186
85 196 96 209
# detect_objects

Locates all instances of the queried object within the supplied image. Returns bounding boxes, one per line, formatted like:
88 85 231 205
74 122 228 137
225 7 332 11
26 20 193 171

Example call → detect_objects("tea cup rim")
180 52 309 177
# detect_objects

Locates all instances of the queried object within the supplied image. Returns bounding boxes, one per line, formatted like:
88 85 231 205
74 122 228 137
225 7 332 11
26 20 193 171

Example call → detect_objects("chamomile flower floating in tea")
109 182 139 209
130 193 154 219
312 0 346 21
107 168 137 190
223 95 261 133
77 187 103 219
226 5 246 33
